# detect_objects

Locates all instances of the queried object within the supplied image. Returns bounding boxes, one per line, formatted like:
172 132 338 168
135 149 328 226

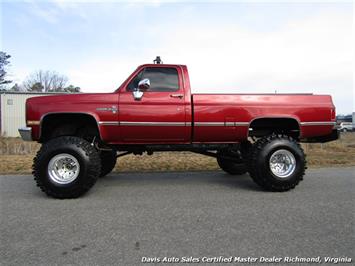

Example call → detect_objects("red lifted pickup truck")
19 57 338 198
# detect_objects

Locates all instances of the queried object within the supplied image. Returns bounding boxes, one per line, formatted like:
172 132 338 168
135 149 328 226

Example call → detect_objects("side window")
126 67 179 92
143 67 179 92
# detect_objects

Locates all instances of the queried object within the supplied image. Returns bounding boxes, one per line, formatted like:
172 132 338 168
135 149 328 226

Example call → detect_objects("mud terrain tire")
33 136 101 199
248 134 306 191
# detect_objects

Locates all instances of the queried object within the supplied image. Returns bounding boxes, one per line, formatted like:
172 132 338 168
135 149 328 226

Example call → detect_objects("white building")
0 92 67 137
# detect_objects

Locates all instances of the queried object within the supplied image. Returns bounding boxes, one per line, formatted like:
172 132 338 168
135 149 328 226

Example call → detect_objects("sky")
1 0 354 114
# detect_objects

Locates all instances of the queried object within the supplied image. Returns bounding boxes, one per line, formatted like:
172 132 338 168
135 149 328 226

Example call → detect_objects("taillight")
331 108 336 120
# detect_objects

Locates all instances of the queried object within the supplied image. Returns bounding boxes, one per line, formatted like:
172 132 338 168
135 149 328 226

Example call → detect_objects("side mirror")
138 78 150 91
133 78 150 101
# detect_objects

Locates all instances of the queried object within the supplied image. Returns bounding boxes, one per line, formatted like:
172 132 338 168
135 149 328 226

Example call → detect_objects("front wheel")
247 134 306 192
217 150 247 175
33 136 101 199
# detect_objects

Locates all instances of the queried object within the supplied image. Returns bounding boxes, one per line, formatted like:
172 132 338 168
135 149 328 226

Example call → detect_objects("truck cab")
116 64 192 143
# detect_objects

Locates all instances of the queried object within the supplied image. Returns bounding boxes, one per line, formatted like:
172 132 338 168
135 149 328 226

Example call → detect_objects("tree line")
0 51 81 93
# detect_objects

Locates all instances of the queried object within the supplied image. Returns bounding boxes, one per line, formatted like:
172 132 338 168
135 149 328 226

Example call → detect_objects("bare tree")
23 70 69 92
64 85 81 92
10 83 22 91
0 51 12 87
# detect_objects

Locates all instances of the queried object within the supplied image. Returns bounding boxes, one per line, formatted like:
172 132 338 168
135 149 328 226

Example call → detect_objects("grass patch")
0 133 354 174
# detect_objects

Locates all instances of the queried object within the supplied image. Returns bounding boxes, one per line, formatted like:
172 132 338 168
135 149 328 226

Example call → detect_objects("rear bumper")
18 127 33 141
302 129 339 143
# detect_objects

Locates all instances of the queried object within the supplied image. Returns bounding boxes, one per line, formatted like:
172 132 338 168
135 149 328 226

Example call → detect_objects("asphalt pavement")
0 168 354 266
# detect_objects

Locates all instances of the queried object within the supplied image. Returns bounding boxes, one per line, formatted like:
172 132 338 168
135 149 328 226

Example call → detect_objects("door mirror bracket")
133 90 144 101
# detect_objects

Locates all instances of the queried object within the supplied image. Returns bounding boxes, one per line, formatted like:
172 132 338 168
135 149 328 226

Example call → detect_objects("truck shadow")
99 171 262 192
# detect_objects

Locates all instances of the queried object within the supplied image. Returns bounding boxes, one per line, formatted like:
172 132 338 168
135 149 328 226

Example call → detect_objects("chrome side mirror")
132 78 150 101
138 78 150 90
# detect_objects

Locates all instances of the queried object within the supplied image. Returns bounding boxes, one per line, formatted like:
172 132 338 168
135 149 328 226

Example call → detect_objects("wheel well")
40 113 100 142
249 118 300 139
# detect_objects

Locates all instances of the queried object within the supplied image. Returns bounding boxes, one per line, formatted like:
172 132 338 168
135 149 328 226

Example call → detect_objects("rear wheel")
247 134 306 191
33 136 101 199
99 150 117 177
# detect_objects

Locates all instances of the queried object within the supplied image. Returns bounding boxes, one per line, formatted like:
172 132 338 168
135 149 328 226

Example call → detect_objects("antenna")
153 56 163 64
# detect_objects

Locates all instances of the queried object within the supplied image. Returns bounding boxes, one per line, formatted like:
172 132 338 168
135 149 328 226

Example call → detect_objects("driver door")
118 66 189 143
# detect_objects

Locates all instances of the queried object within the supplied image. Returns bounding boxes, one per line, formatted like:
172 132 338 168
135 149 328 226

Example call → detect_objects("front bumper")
18 127 33 141
302 129 339 143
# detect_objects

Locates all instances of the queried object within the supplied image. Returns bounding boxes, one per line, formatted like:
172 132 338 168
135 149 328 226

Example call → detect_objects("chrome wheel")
48 153 80 185
269 149 296 178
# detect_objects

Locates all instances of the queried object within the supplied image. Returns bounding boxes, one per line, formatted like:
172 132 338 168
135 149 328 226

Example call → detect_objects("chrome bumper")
18 127 33 141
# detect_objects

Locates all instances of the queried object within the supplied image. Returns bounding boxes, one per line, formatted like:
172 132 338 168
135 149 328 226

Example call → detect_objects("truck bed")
192 93 335 142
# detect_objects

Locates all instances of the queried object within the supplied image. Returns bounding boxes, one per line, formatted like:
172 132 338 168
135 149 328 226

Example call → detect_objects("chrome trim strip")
120 121 186 126
98 121 250 127
195 122 225 126
99 121 188 126
195 122 249 126
98 121 120 126
27 120 40 126
225 122 235 126
99 120 335 127
235 122 249 126
300 121 336 126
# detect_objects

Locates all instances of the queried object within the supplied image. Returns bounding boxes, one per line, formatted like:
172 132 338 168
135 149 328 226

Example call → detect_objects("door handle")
170 94 184 99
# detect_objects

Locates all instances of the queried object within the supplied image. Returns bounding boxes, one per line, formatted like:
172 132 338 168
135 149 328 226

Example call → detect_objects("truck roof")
137 64 187 68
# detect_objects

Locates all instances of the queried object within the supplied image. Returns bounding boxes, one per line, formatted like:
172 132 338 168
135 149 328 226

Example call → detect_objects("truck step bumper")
18 127 33 141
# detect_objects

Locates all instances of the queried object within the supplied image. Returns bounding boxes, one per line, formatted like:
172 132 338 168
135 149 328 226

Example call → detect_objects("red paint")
118 65 190 143
25 64 336 144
